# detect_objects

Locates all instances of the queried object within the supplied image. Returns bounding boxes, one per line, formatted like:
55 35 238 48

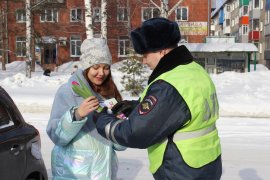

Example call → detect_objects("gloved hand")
93 106 108 124
111 100 138 117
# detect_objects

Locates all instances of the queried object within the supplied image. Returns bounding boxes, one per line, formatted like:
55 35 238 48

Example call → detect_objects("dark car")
0 86 48 180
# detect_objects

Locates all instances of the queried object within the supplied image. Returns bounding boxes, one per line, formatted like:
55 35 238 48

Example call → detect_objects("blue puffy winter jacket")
46 69 125 180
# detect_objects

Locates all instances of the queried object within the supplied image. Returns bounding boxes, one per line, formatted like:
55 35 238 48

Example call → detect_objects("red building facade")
0 0 210 70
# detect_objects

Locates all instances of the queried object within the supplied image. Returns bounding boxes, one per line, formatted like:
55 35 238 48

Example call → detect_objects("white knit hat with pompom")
80 38 112 69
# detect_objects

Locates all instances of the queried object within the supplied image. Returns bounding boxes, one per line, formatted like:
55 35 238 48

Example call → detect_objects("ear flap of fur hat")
80 38 112 69
131 17 181 54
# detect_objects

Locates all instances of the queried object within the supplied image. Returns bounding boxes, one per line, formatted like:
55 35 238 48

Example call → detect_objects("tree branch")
168 0 184 16
150 0 160 9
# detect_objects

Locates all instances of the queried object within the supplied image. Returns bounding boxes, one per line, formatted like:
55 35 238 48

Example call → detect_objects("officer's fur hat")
131 17 181 54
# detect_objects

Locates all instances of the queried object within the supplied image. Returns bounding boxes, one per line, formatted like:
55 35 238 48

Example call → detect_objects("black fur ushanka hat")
131 17 181 54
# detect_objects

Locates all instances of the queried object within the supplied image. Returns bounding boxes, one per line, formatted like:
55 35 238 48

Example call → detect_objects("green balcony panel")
239 0 249 6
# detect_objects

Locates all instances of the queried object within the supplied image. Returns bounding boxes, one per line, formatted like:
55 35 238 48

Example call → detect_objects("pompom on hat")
80 38 112 69
131 17 181 54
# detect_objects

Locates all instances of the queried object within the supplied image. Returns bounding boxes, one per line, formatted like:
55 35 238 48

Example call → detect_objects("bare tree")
25 0 32 78
150 0 184 18
84 0 94 38
101 0 107 38
0 0 8 71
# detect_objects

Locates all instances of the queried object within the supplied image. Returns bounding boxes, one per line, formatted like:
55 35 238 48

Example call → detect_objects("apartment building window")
70 36 81 57
176 7 188 21
16 37 26 57
253 19 259 30
226 5 230 12
180 35 188 43
93 7 101 22
226 19 230 26
242 25 248 35
70 9 82 22
266 10 270 24
40 9 58 22
242 5 249 16
16 9 26 23
266 36 270 50
118 7 128 22
254 0 259 8
142 7 160 21
118 37 130 57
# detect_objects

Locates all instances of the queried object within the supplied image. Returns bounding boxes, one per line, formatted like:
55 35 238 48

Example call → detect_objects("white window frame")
16 9 26 23
40 9 58 22
117 7 128 22
266 10 270 24
118 37 130 57
16 36 26 57
175 7 188 21
254 0 260 9
93 7 101 22
141 7 160 21
70 36 81 57
70 8 82 22
242 25 248 35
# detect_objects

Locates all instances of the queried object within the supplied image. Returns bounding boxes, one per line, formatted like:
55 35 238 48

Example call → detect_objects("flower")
72 81 80 86
72 75 103 112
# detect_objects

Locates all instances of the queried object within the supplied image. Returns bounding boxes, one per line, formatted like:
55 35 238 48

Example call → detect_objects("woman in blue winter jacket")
46 38 125 180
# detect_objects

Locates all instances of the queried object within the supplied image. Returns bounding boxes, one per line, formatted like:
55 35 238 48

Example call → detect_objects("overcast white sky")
1 61 270 180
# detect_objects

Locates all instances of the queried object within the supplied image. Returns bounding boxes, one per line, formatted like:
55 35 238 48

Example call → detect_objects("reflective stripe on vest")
173 124 216 141
162 124 216 145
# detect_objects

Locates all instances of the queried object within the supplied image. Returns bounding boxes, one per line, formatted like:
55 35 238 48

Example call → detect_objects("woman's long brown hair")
83 68 122 101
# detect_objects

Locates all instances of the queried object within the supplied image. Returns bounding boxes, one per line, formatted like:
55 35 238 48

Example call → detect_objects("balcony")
248 31 260 41
223 26 231 35
265 24 270 36
239 16 248 25
249 9 260 19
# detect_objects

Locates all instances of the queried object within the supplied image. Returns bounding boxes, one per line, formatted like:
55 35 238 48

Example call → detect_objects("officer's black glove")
93 106 108 124
111 100 138 117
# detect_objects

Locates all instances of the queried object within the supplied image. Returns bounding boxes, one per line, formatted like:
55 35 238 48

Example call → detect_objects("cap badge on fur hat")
131 17 181 54
80 38 112 69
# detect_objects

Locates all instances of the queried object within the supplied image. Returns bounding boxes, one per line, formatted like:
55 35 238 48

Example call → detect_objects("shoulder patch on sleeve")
138 95 158 115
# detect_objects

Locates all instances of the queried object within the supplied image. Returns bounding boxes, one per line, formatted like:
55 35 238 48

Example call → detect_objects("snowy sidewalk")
24 113 270 180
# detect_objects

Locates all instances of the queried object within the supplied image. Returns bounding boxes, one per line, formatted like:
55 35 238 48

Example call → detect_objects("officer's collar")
148 45 193 84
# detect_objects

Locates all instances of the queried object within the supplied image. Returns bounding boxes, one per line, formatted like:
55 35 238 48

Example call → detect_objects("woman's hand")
77 96 99 118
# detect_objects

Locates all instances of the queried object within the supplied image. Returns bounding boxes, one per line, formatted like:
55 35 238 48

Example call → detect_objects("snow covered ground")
1 61 270 180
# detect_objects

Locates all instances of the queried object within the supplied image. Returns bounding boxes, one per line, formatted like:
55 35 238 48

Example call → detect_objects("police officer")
94 17 222 180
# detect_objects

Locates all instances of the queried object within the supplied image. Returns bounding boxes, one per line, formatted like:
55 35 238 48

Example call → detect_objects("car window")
0 103 14 129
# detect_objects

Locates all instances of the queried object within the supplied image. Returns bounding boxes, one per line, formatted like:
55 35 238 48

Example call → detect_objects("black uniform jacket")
95 45 222 180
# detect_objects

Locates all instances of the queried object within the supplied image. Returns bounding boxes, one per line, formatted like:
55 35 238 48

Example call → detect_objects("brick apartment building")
0 0 210 70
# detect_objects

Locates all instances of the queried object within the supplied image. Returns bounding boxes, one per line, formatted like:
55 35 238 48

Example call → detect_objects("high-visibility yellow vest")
140 62 222 174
